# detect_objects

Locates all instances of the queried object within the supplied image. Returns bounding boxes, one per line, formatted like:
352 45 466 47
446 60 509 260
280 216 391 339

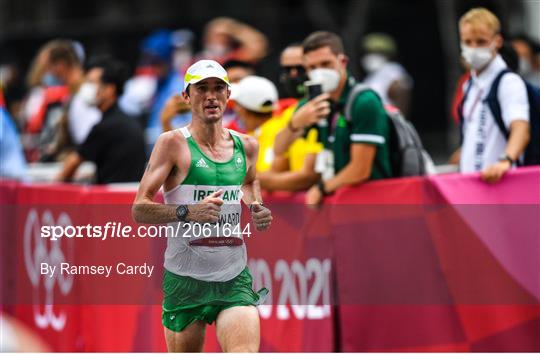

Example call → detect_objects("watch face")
176 205 188 220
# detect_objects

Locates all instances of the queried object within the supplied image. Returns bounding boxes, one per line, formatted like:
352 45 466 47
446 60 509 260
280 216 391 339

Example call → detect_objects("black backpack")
459 69 540 166
344 84 434 177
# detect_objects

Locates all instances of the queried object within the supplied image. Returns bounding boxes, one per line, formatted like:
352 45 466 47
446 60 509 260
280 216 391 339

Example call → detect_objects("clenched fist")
186 190 224 223
250 203 272 231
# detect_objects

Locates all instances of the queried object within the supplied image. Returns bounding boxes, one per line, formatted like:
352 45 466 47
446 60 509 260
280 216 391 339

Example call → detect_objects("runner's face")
185 78 230 123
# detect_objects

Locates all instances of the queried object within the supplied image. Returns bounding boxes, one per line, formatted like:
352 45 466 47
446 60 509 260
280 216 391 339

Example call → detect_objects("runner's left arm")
240 135 272 231
240 135 262 205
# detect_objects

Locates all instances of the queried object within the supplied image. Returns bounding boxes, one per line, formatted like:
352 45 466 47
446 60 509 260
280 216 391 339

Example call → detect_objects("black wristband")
318 180 331 196
498 154 514 164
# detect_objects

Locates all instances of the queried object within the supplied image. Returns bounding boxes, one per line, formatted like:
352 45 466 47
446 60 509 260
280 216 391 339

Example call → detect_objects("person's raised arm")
274 94 330 156
231 22 268 63
160 94 191 132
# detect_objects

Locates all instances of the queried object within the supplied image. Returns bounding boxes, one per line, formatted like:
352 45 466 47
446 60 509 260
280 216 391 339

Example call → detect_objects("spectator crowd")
1 8 539 201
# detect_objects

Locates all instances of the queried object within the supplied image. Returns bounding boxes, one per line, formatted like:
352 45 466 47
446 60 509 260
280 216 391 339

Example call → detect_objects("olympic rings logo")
23 208 74 331
249 258 332 320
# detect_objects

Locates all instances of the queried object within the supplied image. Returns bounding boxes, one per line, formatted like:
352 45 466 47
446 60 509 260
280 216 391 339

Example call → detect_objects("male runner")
132 59 272 352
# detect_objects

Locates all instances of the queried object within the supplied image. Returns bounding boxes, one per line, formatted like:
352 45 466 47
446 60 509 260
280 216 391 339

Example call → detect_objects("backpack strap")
458 76 474 145
485 69 512 139
344 83 378 122
344 83 393 178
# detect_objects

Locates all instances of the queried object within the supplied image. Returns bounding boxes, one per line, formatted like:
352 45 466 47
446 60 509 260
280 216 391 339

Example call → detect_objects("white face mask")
78 82 98 106
361 53 387 73
308 68 341 93
461 43 495 71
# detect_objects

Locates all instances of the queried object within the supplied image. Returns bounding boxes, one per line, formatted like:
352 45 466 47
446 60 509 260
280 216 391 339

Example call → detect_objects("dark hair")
100 58 130 97
511 33 540 54
84 54 113 72
500 42 519 72
47 40 80 67
302 31 344 56
223 59 256 72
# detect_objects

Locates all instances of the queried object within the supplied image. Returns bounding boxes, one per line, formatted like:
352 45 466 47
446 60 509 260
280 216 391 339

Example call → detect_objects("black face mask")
279 65 307 99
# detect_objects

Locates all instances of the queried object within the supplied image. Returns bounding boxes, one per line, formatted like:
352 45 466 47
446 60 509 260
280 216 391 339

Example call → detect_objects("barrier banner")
0 180 19 315
2 167 540 351
333 171 540 351
331 178 467 351
426 169 540 352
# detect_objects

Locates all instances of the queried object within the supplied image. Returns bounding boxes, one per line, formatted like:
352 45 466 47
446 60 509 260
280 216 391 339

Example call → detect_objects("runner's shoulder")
155 129 187 154
229 129 259 156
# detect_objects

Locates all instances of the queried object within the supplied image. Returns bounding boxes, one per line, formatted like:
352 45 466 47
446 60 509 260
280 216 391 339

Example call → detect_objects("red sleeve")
450 72 470 124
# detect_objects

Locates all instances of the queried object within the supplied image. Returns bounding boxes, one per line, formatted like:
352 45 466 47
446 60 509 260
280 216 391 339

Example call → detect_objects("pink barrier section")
1 167 539 352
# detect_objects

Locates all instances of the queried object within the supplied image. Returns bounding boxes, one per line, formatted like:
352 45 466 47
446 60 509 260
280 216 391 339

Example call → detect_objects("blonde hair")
459 7 501 34
26 40 79 88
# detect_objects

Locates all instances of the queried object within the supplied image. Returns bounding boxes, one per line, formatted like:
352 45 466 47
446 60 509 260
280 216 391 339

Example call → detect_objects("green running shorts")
162 266 268 332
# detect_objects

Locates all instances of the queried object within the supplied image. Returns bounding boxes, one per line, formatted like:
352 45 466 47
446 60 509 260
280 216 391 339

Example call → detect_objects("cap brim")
184 76 231 92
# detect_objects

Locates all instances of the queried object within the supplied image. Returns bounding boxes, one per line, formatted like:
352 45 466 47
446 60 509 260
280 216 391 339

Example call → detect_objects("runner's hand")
186 190 224 223
250 203 272 231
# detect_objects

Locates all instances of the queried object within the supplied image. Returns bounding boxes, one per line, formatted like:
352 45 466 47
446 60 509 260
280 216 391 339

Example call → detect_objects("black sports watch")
175 205 189 221
318 180 331 196
498 154 515 164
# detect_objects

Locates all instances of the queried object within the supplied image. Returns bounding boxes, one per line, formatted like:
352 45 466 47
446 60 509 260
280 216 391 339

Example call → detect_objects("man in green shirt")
289 31 392 206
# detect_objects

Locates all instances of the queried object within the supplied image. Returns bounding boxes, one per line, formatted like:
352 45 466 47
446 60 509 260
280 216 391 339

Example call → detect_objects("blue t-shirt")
146 70 192 146
0 108 27 180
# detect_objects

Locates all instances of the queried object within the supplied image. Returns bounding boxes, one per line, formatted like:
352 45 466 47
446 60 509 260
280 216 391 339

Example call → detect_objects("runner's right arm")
132 132 221 224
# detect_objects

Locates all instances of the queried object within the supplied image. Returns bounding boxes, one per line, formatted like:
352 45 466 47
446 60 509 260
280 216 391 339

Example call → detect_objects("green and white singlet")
163 126 248 282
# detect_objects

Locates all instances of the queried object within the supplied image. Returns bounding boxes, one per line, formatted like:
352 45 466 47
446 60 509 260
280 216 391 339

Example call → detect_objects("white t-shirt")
68 93 101 145
460 55 529 173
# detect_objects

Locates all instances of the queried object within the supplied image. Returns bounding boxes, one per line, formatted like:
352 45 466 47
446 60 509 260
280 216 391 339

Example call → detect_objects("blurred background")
2 2 540 351
1 0 539 163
